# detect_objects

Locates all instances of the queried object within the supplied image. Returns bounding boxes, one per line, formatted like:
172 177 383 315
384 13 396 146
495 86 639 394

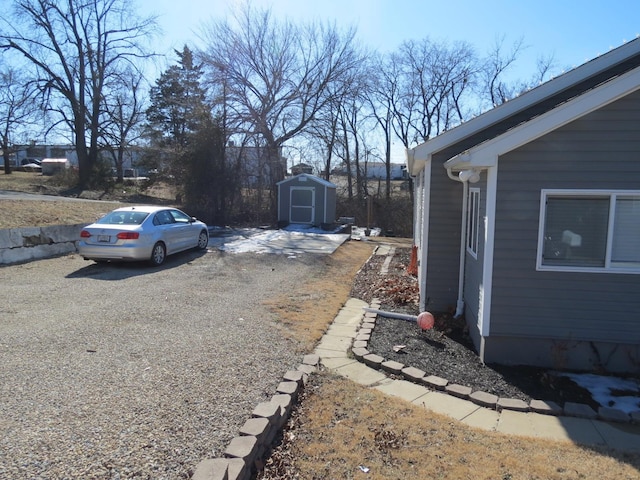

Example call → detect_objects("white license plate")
98 235 111 242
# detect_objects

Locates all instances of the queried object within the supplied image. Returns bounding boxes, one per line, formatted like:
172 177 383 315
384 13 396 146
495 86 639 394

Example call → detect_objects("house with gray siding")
406 38 640 374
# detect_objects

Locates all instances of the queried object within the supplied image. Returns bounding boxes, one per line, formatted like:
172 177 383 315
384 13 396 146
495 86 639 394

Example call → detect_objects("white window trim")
466 188 480 259
537 189 640 274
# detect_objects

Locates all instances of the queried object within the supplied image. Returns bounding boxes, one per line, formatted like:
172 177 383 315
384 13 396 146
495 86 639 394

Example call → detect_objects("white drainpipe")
446 167 480 318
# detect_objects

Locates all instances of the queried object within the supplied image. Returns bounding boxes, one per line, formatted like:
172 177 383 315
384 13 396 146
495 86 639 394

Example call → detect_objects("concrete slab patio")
208 227 350 255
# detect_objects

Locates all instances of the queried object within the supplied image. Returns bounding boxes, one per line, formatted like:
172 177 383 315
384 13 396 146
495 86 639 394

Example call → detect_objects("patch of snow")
557 372 640 414
282 223 344 234
350 226 381 240
207 226 349 255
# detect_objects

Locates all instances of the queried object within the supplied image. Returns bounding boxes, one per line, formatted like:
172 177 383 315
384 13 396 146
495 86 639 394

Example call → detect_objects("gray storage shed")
277 174 336 227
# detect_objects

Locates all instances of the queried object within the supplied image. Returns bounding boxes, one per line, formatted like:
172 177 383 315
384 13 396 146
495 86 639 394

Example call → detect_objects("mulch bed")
350 245 599 409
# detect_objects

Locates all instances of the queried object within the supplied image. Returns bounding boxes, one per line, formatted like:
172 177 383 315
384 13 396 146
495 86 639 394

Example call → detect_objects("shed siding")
277 175 336 226
325 187 336 224
314 185 326 225
490 89 640 344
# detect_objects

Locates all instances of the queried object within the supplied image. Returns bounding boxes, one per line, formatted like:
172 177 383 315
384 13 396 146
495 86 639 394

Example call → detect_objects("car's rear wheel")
150 242 166 266
197 230 209 250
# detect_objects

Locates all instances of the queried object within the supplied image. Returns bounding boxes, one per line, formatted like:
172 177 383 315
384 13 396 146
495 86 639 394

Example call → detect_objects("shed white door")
290 187 315 224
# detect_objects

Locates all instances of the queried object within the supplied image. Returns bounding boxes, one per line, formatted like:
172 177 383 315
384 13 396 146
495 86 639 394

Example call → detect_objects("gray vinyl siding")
421 118 526 310
424 152 464 312
490 89 640 344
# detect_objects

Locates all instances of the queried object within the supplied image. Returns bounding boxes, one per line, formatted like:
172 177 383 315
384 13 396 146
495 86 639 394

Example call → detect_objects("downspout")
446 167 480 318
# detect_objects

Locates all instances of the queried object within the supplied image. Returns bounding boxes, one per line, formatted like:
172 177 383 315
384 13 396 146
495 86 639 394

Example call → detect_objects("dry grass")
0 199 122 229
0 171 174 229
267 374 640 479
264 240 376 352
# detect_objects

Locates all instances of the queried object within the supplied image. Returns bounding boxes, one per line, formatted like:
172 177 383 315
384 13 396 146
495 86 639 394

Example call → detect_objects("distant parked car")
19 158 42 172
21 163 42 172
78 206 209 266
21 158 42 166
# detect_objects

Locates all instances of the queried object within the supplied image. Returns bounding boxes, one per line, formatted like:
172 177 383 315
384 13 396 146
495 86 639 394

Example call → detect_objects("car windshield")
97 211 150 225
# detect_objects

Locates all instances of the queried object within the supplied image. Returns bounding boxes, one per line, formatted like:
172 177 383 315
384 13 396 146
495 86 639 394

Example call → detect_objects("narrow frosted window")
467 189 480 257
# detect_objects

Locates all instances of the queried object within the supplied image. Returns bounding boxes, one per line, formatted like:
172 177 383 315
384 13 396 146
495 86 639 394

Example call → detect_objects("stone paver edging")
353 246 638 425
192 354 320 480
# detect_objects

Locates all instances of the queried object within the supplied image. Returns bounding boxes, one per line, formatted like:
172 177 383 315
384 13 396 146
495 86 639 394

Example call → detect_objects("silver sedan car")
78 206 209 266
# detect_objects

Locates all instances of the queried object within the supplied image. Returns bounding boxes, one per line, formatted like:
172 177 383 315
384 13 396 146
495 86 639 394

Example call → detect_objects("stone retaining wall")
0 224 85 265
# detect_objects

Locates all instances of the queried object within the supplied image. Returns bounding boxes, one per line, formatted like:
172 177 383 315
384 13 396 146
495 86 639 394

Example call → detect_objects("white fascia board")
444 153 498 172
444 151 479 171
409 38 640 163
479 164 498 337
458 66 640 164
419 163 431 311
406 147 427 176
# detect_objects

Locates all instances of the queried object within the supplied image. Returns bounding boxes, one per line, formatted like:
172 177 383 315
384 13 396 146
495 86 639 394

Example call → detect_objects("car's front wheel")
197 230 209 250
150 242 166 266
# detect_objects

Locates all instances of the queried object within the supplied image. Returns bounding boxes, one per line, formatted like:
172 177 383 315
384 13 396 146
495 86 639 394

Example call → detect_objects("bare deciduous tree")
481 36 558 108
482 36 526 107
395 37 477 145
100 68 146 181
199 4 362 217
306 59 372 200
1 0 157 187
335 76 374 201
365 53 400 199
0 64 38 174
305 92 341 182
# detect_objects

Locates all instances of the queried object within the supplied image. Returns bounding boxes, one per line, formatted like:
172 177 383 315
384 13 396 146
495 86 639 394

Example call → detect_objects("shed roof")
277 173 336 188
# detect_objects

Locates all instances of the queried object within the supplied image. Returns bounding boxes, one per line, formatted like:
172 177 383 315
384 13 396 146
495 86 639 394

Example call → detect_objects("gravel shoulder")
0 249 327 479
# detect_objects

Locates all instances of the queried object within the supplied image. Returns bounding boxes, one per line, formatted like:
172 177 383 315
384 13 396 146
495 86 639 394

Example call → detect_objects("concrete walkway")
315 296 640 454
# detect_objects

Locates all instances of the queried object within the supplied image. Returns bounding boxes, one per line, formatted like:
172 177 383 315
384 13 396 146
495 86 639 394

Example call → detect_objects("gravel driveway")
0 249 321 479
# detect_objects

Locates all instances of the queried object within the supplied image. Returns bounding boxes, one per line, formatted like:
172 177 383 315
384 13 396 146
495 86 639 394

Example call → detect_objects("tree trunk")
266 143 284 223
3 152 12 174
75 124 90 188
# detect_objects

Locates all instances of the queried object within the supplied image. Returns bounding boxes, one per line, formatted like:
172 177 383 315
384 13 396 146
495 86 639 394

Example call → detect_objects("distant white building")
332 162 407 180
290 162 314 175
11 143 288 184
12 144 77 167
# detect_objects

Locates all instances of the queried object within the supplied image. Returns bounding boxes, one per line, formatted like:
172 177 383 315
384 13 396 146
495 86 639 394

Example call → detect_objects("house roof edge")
409 37 640 161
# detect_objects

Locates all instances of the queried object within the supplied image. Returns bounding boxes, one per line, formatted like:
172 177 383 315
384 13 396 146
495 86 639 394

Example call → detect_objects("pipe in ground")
363 307 417 322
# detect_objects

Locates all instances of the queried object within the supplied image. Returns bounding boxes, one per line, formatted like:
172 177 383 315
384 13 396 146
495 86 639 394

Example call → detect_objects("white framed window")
537 190 640 273
466 188 480 258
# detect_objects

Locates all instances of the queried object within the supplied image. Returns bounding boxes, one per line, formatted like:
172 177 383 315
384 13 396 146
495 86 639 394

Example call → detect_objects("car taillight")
80 230 91 238
116 232 140 240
